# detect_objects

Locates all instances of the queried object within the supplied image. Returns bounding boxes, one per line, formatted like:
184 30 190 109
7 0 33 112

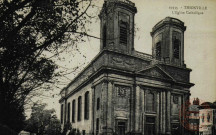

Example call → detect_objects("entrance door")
117 122 126 135
145 124 155 135
145 116 156 135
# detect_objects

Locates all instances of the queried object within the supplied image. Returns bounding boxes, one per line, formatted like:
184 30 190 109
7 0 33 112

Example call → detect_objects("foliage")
61 121 81 135
0 0 92 132
24 102 61 135
0 123 17 135
61 121 72 135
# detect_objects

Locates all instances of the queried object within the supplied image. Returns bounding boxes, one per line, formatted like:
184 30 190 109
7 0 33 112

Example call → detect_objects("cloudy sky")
40 0 216 118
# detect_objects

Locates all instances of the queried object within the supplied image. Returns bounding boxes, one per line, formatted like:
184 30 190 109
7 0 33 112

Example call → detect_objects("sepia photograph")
0 0 216 135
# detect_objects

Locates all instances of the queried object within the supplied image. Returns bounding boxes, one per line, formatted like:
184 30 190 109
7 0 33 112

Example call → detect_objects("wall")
66 83 93 134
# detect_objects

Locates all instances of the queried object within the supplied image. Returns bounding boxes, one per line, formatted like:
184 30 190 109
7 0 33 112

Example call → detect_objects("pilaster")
106 80 113 135
156 92 160 134
160 92 163 133
166 91 171 134
141 88 145 135
91 86 95 134
162 91 166 134
135 85 141 132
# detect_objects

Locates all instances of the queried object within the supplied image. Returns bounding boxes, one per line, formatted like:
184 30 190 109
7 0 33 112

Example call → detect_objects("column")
166 91 171 134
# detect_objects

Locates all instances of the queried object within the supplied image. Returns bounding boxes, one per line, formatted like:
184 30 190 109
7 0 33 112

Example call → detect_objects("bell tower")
99 0 137 54
151 17 187 67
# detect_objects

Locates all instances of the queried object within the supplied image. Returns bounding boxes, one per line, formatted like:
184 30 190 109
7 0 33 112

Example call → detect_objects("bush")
61 122 82 135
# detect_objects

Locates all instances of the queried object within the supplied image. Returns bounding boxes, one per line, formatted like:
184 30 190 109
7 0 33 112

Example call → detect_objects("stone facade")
59 0 194 135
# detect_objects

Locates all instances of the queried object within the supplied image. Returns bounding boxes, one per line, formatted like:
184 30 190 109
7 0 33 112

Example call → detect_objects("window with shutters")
84 91 89 120
207 113 210 122
119 22 127 45
156 42 161 60
72 100 76 123
202 114 205 123
173 38 180 59
78 96 82 121
103 25 107 48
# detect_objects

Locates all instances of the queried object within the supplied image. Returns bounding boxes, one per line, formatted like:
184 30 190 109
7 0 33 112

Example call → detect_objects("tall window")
96 118 99 134
156 42 161 60
78 96 82 121
120 22 127 45
72 100 76 123
202 114 205 123
146 92 155 112
84 91 89 120
207 113 210 122
97 98 100 110
67 103 70 122
173 38 180 59
103 25 107 48
61 104 64 124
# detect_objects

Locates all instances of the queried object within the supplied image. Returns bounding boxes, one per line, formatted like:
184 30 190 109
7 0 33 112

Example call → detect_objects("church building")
59 0 194 135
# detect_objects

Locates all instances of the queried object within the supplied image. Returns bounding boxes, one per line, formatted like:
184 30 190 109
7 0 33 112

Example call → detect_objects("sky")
39 0 216 118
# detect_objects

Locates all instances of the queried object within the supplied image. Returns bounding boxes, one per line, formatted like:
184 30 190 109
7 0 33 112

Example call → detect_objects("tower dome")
151 17 187 67
99 0 137 54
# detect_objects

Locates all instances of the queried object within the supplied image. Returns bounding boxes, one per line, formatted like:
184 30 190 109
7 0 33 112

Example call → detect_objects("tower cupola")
99 0 137 54
151 17 186 67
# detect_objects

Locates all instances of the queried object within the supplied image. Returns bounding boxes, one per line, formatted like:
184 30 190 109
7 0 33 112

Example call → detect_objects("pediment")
138 66 175 81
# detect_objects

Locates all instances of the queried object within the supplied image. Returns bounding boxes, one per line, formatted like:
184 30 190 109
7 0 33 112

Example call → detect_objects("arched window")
103 25 107 48
61 104 64 124
67 102 70 122
173 38 180 59
72 100 76 123
84 91 89 120
97 98 100 110
120 21 127 45
78 96 82 121
156 42 161 60
146 92 155 112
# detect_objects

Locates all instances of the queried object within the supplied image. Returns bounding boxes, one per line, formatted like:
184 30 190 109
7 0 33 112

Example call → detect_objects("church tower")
99 0 137 54
151 17 187 67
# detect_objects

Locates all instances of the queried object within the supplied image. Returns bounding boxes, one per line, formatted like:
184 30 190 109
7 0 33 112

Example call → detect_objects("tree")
61 121 81 135
25 102 61 135
0 0 92 132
